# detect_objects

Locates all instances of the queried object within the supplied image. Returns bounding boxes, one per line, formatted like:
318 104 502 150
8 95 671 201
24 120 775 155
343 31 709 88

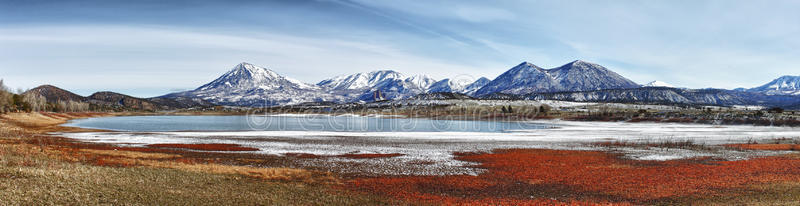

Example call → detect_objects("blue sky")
1 0 798 97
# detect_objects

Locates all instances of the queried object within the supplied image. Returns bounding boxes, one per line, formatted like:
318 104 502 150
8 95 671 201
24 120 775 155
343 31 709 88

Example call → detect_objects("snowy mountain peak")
474 62 556 96
427 78 465 93
567 60 595 66
556 60 606 72
644 80 675 88
234 62 264 73
770 75 800 89
503 61 547 76
427 76 491 96
514 61 543 69
473 77 490 84
232 62 281 80
461 77 491 96
172 62 335 106
317 70 405 90
548 60 639 92
405 74 437 89
746 75 800 95
197 62 291 91
236 62 254 67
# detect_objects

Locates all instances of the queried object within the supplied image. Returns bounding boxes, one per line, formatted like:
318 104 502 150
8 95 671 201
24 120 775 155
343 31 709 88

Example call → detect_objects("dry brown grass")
0 143 398 205
3 112 69 126
77 148 180 159
0 112 112 133
0 112 401 205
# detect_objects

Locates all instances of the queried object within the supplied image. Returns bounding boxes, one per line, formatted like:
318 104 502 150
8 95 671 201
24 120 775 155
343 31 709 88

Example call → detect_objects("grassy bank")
0 112 400 205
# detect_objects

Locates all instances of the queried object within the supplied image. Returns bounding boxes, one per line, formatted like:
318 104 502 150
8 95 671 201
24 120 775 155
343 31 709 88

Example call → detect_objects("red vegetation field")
349 149 800 205
147 143 260 151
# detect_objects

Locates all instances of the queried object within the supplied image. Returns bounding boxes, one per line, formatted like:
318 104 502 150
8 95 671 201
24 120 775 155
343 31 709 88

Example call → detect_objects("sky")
1 0 799 97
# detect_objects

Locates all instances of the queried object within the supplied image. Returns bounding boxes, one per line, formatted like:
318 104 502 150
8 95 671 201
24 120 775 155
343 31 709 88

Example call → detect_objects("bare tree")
0 79 12 113
23 92 47 112
56 100 89 112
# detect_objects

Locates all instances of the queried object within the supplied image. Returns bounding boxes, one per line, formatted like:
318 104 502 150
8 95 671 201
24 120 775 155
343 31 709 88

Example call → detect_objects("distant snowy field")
59 119 800 176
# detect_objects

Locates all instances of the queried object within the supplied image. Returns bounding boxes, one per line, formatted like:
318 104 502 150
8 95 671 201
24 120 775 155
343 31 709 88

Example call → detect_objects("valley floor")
2 112 800 205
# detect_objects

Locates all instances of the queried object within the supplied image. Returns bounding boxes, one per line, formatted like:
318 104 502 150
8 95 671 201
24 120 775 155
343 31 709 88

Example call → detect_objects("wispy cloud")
1 0 799 95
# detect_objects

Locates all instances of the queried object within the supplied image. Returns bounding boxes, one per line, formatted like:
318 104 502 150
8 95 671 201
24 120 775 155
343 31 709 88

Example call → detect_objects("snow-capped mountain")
427 78 468 93
474 60 639 96
746 75 800 95
163 62 341 106
474 62 559 96
355 74 438 102
549 60 639 91
316 70 403 90
196 62 314 91
427 77 490 96
318 70 438 102
405 74 437 89
644 80 675 88
462 77 490 96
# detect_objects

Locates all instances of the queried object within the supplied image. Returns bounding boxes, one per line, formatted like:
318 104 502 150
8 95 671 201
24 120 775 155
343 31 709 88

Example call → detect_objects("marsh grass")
591 139 717 151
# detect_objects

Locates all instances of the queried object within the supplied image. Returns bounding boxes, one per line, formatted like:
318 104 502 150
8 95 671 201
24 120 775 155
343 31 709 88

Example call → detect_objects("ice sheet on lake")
57 120 800 176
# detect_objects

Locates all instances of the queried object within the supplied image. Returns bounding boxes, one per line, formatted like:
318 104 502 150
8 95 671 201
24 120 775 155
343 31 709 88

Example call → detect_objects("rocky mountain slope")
527 87 800 108
89 91 160 111
461 77 491 96
22 85 87 103
162 62 342 106
474 60 639 96
745 75 800 95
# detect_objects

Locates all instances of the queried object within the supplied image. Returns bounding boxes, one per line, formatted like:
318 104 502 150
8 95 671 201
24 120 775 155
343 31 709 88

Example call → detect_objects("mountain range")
156 61 800 108
162 63 493 106
21 60 800 109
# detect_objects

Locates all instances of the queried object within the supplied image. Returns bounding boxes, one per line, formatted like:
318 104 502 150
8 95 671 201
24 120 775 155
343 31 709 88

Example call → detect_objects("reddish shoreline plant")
349 149 800 204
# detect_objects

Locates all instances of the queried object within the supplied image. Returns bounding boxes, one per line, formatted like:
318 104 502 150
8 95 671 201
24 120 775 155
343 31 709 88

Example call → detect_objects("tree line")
0 79 89 113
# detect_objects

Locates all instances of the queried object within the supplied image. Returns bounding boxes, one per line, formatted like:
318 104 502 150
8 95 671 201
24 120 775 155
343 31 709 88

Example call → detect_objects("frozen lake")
62 115 552 133
59 115 800 176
